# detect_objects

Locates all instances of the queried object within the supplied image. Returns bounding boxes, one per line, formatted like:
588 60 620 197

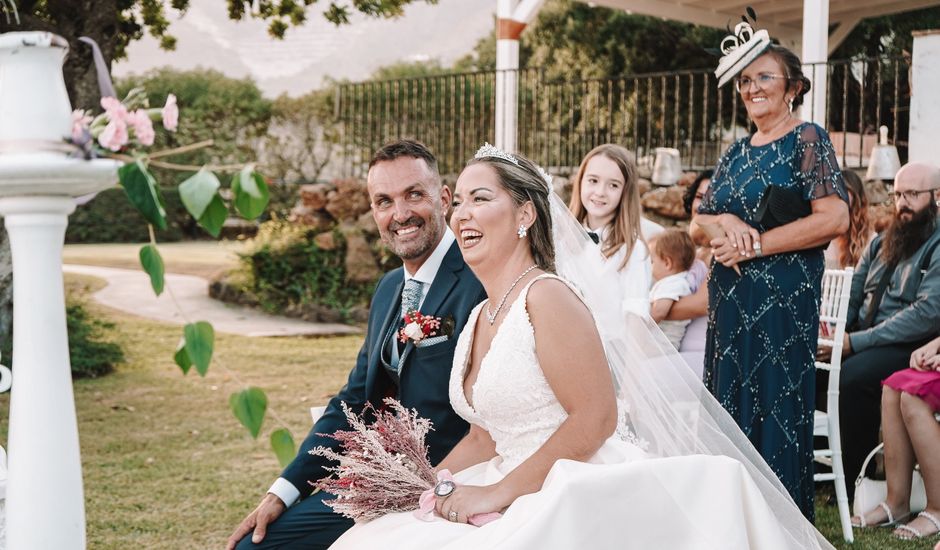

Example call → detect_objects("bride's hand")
435 484 509 524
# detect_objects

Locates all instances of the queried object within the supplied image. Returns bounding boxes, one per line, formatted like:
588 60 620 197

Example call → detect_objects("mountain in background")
113 0 495 98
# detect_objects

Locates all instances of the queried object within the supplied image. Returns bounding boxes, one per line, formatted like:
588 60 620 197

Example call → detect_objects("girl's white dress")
329 276 796 550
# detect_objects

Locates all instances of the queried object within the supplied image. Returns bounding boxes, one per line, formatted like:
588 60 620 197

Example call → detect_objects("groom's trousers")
234 490 354 550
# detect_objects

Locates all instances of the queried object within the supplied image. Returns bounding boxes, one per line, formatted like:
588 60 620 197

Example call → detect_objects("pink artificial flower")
100 96 129 122
98 118 128 152
162 94 178 131
70 109 92 142
130 109 155 146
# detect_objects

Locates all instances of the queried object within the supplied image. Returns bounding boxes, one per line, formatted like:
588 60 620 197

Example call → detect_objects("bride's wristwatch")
434 480 456 498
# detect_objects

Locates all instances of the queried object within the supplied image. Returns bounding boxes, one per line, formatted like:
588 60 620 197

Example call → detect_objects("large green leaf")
198 194 228 238
230 388 267 439
173 337 192 375
270 428 296 468
178 168 221 220
138 244 165 295
119 160 167 230
232 167 270 220
183 321 214 376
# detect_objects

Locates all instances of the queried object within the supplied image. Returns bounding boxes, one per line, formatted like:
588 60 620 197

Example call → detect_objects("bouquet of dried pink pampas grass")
309 399 439 522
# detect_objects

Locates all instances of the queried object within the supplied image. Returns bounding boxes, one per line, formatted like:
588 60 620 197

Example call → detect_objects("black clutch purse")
754 185 811 229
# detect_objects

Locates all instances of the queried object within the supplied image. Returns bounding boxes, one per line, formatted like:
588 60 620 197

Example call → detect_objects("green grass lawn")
0 274 358 548
0 274 934 548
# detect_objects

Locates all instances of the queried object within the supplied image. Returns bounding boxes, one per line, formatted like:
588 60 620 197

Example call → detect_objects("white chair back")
814 268 855 543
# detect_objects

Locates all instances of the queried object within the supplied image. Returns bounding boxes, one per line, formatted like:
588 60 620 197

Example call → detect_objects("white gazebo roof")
493 0 940 152
587 0 940 53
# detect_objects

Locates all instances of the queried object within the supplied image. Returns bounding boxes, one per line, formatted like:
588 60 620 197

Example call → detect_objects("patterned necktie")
391 279 423 368
400 279 423 320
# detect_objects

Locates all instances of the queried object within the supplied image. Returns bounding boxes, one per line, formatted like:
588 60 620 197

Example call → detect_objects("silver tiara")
474 142 553 189
474 142 518 165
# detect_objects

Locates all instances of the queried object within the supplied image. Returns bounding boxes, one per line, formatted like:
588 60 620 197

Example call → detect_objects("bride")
329 146 832 549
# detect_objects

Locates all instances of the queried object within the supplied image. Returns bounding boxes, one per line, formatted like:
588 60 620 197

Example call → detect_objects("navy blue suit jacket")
281 241 485 497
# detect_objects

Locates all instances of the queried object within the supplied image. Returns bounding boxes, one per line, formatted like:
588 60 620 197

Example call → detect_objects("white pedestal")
0 196 85 549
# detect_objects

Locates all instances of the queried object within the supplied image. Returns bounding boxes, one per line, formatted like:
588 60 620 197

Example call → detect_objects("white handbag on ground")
853 442 927 517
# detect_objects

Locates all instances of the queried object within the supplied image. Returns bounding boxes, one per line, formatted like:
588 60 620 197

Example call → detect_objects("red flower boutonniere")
398 311 454 345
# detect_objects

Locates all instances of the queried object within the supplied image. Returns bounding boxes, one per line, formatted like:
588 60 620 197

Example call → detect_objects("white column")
495 37 520 153
0 196 85 549
909 30 940 166
801 0 829 126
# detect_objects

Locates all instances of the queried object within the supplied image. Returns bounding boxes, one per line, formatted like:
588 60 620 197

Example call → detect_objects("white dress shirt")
586 223 653 319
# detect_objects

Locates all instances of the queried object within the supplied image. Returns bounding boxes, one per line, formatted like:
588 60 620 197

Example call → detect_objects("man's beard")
881 200 938 265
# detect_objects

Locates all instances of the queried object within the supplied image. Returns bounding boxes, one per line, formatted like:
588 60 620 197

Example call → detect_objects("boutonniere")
398 311 455 345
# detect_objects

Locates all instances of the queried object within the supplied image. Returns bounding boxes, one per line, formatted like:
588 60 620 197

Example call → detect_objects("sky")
113 0 496 98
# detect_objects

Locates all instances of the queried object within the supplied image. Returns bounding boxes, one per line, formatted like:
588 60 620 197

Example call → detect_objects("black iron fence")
335 55 909 178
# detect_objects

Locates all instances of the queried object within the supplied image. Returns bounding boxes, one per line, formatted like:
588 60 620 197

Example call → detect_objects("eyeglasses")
888 188 939 202
734 73 790 92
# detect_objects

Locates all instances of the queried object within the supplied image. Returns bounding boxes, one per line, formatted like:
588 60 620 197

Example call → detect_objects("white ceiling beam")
828 0 940 19
758 0 810 18
588 0 798 35
778 0 940 23
828 16 861 55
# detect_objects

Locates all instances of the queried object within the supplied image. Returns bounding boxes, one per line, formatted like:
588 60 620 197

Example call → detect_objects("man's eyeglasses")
888 188 940 202
734 73 790 93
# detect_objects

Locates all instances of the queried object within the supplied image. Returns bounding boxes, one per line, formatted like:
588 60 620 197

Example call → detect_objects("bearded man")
831 162 940 497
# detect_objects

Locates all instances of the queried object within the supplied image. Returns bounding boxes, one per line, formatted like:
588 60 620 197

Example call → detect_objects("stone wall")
287 178 386 285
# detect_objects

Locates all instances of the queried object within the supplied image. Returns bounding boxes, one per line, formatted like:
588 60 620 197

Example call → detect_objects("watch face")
434 480 456 497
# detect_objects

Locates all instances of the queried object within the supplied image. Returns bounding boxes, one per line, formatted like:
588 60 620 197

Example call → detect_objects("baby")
648 229 696 350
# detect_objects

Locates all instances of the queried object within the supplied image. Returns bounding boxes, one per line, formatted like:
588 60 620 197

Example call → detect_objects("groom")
227 140 485 549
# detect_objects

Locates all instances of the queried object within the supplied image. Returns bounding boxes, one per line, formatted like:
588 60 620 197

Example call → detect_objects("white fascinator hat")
714 11 772 88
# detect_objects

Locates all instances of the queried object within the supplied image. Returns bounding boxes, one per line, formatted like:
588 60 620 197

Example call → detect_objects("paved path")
63 264 361 338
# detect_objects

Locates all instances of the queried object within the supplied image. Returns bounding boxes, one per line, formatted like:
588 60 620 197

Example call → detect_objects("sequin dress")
699 122 847 520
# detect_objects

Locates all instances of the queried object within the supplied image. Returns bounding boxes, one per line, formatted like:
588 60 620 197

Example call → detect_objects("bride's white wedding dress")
330 275 795 550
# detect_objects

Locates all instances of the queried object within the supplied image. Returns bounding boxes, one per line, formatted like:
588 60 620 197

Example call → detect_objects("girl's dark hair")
762 44 812 108
467 154 556 272
683 169 713 215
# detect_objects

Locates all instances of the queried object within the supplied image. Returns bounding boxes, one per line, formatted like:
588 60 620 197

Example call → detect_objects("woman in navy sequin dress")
693 45 848 520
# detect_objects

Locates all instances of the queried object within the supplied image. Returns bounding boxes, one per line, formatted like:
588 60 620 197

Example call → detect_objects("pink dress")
883 368 940 412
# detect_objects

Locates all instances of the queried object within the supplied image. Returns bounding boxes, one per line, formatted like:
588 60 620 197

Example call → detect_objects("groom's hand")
226 493 286 549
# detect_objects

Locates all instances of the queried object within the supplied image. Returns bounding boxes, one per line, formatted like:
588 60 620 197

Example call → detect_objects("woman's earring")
787 97 794 112
517 225 528 239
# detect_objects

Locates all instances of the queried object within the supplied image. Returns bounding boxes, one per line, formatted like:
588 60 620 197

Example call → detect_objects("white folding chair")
814 268 855 543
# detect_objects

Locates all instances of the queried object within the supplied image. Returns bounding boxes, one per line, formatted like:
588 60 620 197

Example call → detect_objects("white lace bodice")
449 275 570 470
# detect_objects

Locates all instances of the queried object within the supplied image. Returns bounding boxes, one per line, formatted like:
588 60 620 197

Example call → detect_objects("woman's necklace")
753 111 794 145
485 264 538 325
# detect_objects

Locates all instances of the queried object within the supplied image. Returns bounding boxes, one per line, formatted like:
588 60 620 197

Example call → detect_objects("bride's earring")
517 225 528 239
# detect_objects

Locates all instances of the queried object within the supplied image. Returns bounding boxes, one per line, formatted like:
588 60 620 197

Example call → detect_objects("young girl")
569 144 651 317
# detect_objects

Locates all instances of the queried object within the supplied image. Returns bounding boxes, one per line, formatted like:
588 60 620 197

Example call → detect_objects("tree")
116 67 273 180
0 0 439 110
0 1 437 345
260 88 339 184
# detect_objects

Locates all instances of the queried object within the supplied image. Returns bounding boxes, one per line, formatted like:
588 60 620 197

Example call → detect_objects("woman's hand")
712 237 750 268
714 213 761 258
911 337 940 371
434 484 509 524
924 354 940 372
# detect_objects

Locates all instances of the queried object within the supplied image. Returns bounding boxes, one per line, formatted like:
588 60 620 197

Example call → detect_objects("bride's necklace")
485 264 538 325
